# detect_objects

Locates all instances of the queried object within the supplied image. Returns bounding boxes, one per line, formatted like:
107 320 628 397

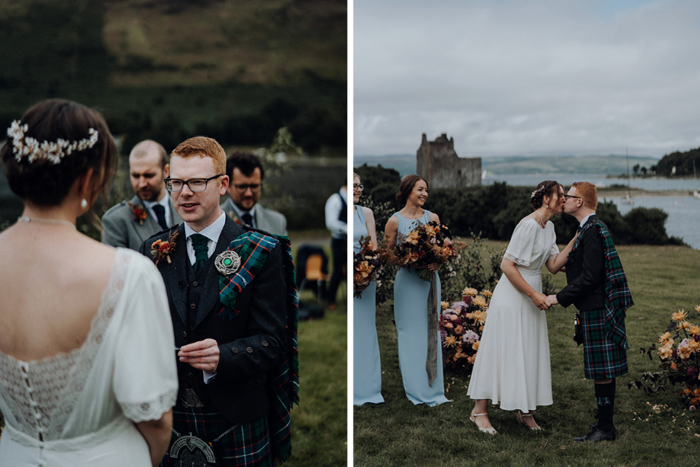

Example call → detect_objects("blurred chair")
296 244 329 305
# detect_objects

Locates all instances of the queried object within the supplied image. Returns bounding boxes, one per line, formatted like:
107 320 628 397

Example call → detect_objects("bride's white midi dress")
0 249 178 466
467 218 559 411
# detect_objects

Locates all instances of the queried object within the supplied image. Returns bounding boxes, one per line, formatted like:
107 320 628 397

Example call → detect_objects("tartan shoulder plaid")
218 230 299 465
569 221 633 349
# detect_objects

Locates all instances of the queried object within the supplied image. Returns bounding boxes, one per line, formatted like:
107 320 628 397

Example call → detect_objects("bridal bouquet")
439 287 492 375
353 236 382 299
631 305 700 409
385 221 459 281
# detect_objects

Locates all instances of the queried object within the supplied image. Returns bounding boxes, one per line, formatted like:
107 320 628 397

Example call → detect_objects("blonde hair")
171 136 226 175
572 181 598 210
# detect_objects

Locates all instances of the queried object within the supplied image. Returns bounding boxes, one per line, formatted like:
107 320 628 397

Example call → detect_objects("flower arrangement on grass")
631 305 700 409
385 221 460 281
439 286 492 375
353 236 382 298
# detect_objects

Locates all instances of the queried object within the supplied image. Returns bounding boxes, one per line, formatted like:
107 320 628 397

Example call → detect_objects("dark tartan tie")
152 204 168 231
191 234 209 272
241 212 254 227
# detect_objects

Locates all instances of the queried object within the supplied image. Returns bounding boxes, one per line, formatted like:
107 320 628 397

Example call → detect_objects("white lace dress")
0 249 178 466
467 218 559 411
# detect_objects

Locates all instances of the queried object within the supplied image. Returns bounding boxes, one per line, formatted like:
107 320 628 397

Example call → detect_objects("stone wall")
416 133 481 189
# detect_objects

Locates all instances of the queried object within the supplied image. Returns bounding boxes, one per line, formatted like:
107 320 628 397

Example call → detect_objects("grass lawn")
286 235 347 467
287 299 347 467
354 242 700 466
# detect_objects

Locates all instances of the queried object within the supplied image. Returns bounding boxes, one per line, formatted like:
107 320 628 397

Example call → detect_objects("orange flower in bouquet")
385 221 461 281
353 236 382 299
439 288 492 375
632 305 700 409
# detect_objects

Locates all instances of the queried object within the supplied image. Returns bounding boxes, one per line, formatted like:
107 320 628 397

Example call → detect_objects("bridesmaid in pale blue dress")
384 174 450 406
352 173 384 405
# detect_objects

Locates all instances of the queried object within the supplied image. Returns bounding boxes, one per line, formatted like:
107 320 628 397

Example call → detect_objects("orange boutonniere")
128 202 147 225
227 209 242 226
151 230 178 265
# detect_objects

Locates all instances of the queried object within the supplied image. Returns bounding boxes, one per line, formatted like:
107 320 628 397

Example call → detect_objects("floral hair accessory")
128 203 147 225
151 230 178 265
7 120 99 165
530 185 546 201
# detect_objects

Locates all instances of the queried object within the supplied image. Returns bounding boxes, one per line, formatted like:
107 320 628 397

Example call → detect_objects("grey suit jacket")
102 195 182 250
221 197 287 236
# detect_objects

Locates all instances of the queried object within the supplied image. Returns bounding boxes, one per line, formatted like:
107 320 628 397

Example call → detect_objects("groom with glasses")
141 136 298 466
547 182 632 443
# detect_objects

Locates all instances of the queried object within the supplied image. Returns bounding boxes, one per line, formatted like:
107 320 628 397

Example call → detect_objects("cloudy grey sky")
354 0 700 158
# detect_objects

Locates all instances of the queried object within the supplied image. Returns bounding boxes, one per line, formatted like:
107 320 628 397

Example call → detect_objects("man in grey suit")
221 151 287 236
102 140 182 249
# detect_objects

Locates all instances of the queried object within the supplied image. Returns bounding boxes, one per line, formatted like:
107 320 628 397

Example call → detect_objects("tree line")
355 164 685 247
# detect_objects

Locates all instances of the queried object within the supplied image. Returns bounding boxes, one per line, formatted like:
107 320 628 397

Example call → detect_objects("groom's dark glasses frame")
165 174 224 192
563 194 582 200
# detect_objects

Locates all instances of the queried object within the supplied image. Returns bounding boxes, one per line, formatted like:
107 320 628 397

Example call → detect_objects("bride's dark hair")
2 99 118 217
530 180 560 210
395 174 428 206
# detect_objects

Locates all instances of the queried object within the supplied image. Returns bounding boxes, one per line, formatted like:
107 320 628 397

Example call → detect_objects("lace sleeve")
120 391 178 423
113 253 178 422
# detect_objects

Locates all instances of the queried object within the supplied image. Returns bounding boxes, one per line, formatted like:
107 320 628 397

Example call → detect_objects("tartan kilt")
581 308 628 380
161 407 272 467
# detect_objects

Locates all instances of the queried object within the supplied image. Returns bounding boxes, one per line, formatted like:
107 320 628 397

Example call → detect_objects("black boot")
575 380 616 442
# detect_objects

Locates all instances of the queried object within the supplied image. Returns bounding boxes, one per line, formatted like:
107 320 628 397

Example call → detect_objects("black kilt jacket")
140 215 286 424
556 215 606 311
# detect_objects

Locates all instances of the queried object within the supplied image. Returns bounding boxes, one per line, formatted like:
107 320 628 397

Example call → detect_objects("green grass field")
354 242 700 466
287 298 347 467
286 237 347 467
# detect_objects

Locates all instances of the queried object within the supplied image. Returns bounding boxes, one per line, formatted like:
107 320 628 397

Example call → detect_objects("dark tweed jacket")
556 214 606 311
139 215 286 424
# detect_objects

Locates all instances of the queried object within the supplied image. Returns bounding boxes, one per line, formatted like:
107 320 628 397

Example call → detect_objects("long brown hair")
395 174 428 206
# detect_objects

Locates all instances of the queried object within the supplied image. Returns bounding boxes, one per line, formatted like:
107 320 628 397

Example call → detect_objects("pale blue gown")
353 206 384 405
392 211 450 406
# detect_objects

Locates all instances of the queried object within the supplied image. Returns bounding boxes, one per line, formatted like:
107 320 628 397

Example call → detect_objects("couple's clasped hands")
530 293 559 310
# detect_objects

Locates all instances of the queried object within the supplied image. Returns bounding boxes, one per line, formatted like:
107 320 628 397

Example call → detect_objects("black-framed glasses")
353 184 364 191
165 174 223 192
564 194 582 200
232 183 262 192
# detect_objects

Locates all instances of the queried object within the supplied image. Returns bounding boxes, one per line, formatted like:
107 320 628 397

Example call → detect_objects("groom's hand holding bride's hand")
178 338 220 373
545 295 558 306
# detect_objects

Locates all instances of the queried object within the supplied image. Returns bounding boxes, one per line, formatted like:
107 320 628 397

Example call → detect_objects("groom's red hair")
572 182 598 210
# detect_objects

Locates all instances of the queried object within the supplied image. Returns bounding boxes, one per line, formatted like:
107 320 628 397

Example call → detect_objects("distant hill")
355 154 659 179
0 0 346 153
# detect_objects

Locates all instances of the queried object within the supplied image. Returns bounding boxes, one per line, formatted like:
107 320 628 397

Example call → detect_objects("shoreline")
598 189 698 198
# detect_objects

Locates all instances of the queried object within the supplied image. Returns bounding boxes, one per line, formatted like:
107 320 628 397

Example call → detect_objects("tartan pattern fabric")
580 308 629 379
268 235 299 465
219 232 280 310
569 220 633 349
218 231 299 466
162 407 271 467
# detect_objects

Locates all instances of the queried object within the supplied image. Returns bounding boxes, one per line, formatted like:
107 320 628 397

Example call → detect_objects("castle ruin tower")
416 133 481 189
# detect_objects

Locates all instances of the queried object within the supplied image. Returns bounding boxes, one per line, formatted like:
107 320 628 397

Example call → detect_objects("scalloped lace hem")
503 252 532 268
121 390 178 423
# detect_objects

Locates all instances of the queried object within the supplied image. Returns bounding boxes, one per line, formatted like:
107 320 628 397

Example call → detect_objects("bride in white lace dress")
0 100 178 466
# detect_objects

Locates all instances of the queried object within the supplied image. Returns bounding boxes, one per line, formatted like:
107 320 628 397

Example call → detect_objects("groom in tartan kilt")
547 181 633 443
141 136 298 466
